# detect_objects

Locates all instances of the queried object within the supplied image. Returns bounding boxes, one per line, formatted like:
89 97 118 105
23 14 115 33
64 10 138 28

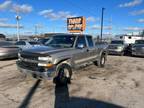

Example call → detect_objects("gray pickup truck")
108 40 126 56
16 34 107 84
132 40 144 57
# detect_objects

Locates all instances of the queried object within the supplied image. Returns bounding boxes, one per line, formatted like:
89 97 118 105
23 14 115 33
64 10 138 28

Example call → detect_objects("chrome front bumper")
16 61 56 80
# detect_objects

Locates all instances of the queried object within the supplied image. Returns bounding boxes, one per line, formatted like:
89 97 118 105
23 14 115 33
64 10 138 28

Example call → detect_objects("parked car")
132 40 144 57
108 40 126 56
0 41 19 60
15 40 42 49
16 34 108 84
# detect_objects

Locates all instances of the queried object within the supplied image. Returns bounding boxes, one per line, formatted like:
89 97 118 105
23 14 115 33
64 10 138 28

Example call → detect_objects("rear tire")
94 54 106 68
53 63 72 85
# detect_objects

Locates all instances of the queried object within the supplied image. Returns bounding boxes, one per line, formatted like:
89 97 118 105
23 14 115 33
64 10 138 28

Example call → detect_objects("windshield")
135 40 144 44
111 40 124 44
45 35 76 48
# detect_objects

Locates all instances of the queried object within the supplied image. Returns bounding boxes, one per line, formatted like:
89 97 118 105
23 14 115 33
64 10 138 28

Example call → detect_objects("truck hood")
108 44 124 49
22 46 71 55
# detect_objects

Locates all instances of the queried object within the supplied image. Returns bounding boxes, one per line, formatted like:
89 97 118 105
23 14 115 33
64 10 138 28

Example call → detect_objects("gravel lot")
0 56 144 108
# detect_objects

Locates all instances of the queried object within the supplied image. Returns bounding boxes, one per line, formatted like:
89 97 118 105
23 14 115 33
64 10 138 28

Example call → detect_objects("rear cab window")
86 36 94 48
76 36 87 48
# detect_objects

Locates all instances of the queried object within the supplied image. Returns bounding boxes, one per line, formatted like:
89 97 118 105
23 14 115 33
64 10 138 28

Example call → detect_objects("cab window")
76 36 87 48
86 36 94 47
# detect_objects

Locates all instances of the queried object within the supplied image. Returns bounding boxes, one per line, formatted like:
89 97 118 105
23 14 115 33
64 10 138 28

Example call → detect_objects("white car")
15 41 42 49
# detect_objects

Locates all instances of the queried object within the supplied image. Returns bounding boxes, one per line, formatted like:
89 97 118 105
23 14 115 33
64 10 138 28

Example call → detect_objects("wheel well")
101 51 107 60
56 58 71 66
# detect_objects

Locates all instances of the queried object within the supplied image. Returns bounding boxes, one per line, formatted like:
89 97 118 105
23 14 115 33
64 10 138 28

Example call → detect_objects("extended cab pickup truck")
16 34 107 84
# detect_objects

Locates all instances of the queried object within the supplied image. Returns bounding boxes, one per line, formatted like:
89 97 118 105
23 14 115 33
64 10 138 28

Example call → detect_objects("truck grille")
108 45 117 49
17 61 45 72
20 53 38 61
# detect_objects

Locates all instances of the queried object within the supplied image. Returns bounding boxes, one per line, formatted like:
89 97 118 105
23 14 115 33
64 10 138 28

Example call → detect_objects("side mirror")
77 43 85 49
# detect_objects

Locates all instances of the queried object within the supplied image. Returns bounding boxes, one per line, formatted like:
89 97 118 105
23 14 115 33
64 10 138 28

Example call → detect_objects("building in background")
0 34 6 40
115 34 144 44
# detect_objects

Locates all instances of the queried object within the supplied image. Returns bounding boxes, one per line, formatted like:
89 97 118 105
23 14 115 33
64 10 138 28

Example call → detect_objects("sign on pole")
67 16 86 33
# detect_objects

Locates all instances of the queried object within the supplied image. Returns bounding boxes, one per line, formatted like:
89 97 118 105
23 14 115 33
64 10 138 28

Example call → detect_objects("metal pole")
16 18 19 41
100 8 105 42
16 15 21 41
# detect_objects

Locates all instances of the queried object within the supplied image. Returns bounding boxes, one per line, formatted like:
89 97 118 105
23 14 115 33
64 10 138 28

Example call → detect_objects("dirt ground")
0 56 144 108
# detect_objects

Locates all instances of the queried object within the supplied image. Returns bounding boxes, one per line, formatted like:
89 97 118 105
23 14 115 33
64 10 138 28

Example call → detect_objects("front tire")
53 63 72 85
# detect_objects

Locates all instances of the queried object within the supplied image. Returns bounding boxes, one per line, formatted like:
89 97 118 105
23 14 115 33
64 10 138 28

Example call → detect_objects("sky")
0 0 144 37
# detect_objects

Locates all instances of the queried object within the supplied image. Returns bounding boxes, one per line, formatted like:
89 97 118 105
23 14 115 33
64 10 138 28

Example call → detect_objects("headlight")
38 57 52 61
117 46 123 50
115 46 123 51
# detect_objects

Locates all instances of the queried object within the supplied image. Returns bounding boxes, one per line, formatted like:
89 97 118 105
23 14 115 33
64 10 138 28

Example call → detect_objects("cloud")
0 1 33 13
103 32 112 35
0 18 8 22
87 17 96 22
137 19 144 23
90 25 112 30
119 0 143 8
0 0 12 11
86 17 100 22
130 9 144 15
39 9 76 20
35 24 43 28
11 4 33 13
0 23 23 28
123 27 144 31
